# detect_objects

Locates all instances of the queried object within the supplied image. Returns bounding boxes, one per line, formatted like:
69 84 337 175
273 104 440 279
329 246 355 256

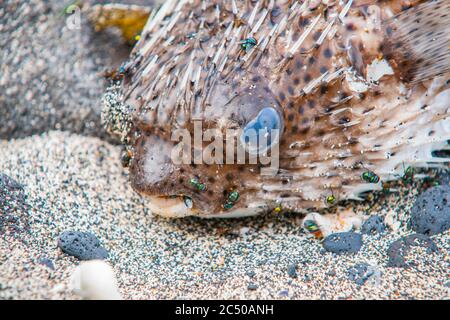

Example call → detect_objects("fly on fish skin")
361 171 380 184
240 37 257 52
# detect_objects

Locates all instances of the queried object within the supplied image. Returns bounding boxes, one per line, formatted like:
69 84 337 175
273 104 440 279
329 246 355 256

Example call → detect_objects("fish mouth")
145 195 265 218
146 195 199 218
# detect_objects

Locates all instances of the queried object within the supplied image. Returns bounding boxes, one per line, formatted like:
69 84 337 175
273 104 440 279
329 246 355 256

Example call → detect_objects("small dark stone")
387 233 439 268
0 173 30 236
348 263 373 285
247 283 258 290
0 173 24 191
38 258 55 270
278 290 289 297
287 264 298 278
322 232 363 254
325 270 336 277
361 215 386 235
438 171 449 187
58 231 109 261
410 185 450 235
246 270 256 278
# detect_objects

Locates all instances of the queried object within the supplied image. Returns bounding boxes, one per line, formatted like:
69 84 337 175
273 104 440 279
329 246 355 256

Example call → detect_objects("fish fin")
381 0 450 83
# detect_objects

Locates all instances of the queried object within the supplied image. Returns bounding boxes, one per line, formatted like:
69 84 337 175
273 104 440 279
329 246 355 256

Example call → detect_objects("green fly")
304 220 323 239
190 178 206 192
395 162 414 185
240 37 257 52
325 188 337 206
361 171 380 184
223 190 240 210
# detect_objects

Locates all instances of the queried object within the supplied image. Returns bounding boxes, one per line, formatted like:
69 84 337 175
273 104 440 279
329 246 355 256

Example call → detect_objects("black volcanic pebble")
0 173 29 236
387 233 439 268
410 185 450 235
322 232 363 254
348 263 373 285
438 170 449 187
287 264 298 278
58 231 109 260
247 283 258 290
0 173 24 191
361 215 386 235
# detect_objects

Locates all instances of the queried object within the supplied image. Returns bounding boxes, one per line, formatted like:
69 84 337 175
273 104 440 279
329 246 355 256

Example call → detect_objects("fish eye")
240 107 282 155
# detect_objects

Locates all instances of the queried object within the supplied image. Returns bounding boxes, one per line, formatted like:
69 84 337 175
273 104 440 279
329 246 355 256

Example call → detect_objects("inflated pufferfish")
94 0 450 218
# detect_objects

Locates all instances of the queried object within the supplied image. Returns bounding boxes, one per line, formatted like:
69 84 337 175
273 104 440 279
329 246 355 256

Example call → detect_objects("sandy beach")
1 0 449 300
0 131 448 300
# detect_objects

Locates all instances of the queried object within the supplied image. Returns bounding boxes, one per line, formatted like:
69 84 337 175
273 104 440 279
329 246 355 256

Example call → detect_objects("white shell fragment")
70 260 122 300
345 70 369 93
367 58 394 82
302 209 363 237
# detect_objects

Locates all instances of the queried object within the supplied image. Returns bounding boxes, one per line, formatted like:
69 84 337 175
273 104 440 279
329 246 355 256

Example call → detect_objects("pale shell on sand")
70 260 122 300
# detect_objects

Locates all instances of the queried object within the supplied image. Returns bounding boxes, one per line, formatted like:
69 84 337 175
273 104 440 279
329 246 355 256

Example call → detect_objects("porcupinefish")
93 0 449 218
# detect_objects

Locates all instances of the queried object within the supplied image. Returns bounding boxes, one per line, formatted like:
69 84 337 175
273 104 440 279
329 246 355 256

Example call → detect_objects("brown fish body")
103 0 450 217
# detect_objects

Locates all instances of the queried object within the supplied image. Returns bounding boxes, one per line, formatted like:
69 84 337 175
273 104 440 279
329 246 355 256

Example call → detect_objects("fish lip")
145 195 267 218
145 195 198 218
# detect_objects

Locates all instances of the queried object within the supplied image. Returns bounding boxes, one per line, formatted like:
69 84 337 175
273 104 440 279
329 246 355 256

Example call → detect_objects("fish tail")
381 0 450 83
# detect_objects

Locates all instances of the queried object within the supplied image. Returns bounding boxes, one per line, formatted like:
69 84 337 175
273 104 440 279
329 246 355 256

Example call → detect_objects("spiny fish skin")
103 0 450 217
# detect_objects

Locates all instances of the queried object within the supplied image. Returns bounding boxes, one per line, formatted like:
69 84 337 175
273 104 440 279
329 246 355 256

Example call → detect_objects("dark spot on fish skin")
346 23 356 31
308 100 315 109
338 116 350 125
279 92 286 102
295 60 303 70
286 101 294 109
252 76 261 82
288 113 295 122
313 31 321 41
316 129 325 136
300 127 310 134
320 66 327 74
208 177 215 183
308 57 315 65
288 86 295 96
293 77 300 85
291 125 298 134
280 193 291 198
401 4 412 11
320 85 328 95
298 106 304 115
386 26 393 37
304 74 311 82
226 173 234 181
324 48 332 59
